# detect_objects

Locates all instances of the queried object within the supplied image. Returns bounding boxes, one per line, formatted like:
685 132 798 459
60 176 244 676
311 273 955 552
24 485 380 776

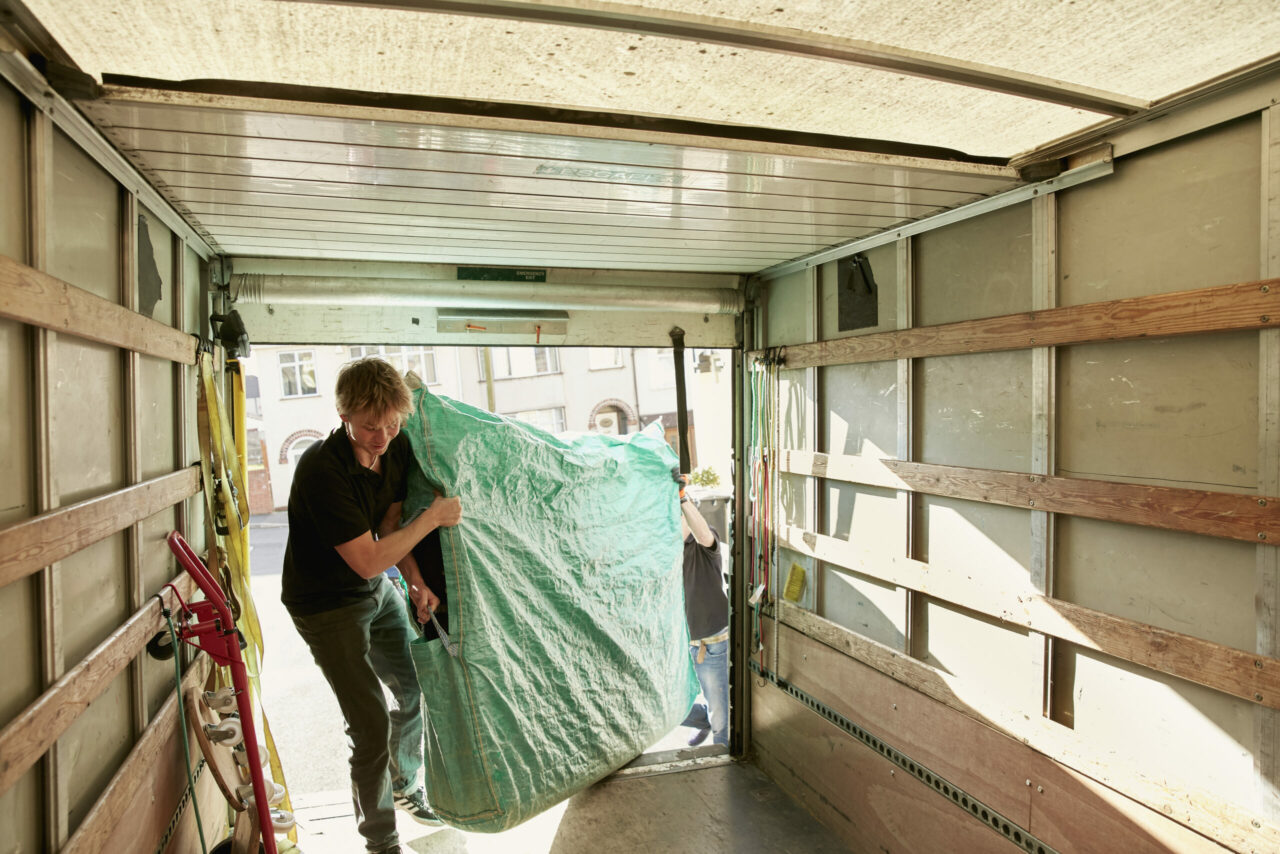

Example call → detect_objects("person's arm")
680 496 716 548
375 499 441 621
334 495 462 579
673 470 716 548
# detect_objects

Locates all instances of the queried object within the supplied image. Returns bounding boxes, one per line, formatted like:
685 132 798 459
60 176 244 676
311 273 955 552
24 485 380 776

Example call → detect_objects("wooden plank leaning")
0 467 201 590
0 573 198 799
0 254 198 365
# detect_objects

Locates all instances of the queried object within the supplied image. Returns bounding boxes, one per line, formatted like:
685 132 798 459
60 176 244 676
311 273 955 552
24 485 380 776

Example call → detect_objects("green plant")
689 466 720 488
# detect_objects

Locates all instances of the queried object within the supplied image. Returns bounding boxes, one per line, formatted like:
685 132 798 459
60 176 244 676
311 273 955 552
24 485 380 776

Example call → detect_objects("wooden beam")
779 525 1280 710
0 574 197 799
61 655 211 854
0 254 198 365
756 277 1280 370
299 0 1146 115
777 451 1280 544
761 615 1249 853
0 468 201 590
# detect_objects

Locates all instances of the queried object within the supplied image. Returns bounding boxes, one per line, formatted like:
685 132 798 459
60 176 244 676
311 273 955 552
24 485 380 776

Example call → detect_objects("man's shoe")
393 788 445 826
688 726 712 747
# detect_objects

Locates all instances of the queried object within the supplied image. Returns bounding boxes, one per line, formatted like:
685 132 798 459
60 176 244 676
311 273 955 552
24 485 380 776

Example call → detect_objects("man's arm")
334 495 462 579
681 495 716 548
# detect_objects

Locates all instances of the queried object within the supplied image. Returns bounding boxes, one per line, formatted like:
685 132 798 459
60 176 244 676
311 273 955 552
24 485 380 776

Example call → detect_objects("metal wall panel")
819 242 899 340
140 353 177 478
1057 118 1261 306
1047 120 1265 809
1058 334 1258 491
0 80 22 263
763 269 812 348
916 351 1033 471
822 361 898 458
914 201 1032 326
62 673 132 832
47 130 119 301
0 79 31 527
916 598 1041 716
1055 648 1255 809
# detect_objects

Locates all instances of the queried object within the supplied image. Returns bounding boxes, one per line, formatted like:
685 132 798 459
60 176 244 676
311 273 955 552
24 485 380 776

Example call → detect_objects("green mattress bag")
401 386 699 832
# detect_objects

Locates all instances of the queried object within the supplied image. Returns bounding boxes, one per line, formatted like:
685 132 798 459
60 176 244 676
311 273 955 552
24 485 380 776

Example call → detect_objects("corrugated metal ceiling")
13 0 1280 274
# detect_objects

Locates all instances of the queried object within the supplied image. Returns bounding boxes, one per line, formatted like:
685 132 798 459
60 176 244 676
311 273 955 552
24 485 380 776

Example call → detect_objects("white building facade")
241 344 732 512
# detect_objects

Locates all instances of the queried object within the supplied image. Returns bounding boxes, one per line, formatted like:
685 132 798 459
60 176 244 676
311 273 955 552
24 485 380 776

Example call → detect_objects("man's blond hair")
335 357 412 420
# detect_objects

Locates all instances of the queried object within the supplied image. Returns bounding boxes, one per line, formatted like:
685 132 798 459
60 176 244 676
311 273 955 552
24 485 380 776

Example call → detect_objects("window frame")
278 349 319 399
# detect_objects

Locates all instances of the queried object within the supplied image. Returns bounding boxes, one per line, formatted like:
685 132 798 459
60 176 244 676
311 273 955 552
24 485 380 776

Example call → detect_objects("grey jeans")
291 575 425 852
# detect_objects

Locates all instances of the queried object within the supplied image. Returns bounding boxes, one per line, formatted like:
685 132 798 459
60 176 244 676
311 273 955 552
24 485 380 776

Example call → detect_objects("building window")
246 428 265 467
479 347 561 380
588 347 623 370
508 407 566 434
348 345 438 385
244 374 262 418
279 350 318 398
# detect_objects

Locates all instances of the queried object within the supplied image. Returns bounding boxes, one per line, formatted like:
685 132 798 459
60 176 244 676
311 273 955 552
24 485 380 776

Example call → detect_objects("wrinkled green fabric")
401 388 699 832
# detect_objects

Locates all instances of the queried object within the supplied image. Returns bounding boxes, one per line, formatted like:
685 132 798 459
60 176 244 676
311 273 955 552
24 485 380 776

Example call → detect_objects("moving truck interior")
2 2 1279 852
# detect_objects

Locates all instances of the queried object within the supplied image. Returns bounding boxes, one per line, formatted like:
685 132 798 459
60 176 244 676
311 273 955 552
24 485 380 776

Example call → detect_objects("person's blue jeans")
291 575 424 852
681 638 729 746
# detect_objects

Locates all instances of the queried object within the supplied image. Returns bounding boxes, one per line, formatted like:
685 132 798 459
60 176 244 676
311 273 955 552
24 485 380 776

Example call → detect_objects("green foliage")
689 466 720 488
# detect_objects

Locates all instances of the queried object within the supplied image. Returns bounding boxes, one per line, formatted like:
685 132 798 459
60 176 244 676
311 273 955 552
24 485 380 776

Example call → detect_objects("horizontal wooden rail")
61 655 210 854
0 467 201 590
0 254 198 365
752 277 1280 369
778 450 1279 544
768 605 1280 854
778 525 1280 710
0 574 197 798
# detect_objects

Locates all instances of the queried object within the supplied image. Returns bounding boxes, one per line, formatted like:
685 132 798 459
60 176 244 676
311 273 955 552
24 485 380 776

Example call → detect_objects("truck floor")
287 760 852 854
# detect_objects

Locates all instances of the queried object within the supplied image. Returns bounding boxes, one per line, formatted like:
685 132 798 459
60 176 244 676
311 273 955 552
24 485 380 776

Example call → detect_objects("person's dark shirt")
282 426 412 616
684 527 728 641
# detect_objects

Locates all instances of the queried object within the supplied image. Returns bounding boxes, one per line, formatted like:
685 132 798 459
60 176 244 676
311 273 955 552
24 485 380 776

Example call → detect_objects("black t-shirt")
281 426 412 616
684 527 728 641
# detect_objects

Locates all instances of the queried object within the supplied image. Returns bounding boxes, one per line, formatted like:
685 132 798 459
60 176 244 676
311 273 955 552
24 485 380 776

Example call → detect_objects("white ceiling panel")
15 0 1276 274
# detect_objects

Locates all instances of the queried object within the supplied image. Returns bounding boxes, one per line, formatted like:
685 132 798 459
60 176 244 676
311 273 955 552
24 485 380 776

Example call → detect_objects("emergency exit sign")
457 266 547 283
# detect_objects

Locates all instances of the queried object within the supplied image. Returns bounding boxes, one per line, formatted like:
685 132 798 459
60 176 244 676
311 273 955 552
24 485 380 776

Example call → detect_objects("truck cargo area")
2 3 1280 853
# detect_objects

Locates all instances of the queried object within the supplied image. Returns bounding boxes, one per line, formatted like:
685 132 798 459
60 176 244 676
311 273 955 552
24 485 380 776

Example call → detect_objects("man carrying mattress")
282 357 462 854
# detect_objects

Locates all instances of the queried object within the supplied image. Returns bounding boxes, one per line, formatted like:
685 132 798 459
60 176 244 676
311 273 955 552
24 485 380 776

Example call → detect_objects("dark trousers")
291 575 424 852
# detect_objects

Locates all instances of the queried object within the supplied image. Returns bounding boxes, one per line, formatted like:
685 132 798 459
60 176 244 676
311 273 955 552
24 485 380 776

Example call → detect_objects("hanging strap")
430 608 459 658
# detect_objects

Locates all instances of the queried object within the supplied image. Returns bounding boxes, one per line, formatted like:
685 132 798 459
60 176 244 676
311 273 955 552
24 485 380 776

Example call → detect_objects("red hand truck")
166 530 281 854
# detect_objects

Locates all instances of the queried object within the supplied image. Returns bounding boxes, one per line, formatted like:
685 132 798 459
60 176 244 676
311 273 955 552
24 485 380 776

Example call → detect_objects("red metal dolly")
166 530 286 854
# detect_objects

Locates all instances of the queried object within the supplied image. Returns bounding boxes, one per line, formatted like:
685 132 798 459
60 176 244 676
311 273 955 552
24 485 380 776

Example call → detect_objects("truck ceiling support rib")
281 0 1147 116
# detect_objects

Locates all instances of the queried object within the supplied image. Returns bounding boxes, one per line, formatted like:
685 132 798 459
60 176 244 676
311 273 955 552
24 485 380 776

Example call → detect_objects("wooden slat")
778 450 1280 544
0 468 201 590
779 525 1280 710
756 278 1280 369
0 254 198 365
61 655 211 854
761 616 1246 854
0 574 197 798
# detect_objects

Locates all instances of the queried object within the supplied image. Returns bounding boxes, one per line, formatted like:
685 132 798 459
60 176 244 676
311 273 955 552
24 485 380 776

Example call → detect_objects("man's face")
342 408 401 459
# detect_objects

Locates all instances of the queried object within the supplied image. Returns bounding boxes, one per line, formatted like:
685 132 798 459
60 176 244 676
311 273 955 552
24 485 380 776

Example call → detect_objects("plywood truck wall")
0 73 216 852
750 111 1280 854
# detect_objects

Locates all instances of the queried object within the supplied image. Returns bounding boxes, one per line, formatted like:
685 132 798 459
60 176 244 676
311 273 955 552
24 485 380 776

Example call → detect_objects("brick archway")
588 398 639 432
278 429 324 464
